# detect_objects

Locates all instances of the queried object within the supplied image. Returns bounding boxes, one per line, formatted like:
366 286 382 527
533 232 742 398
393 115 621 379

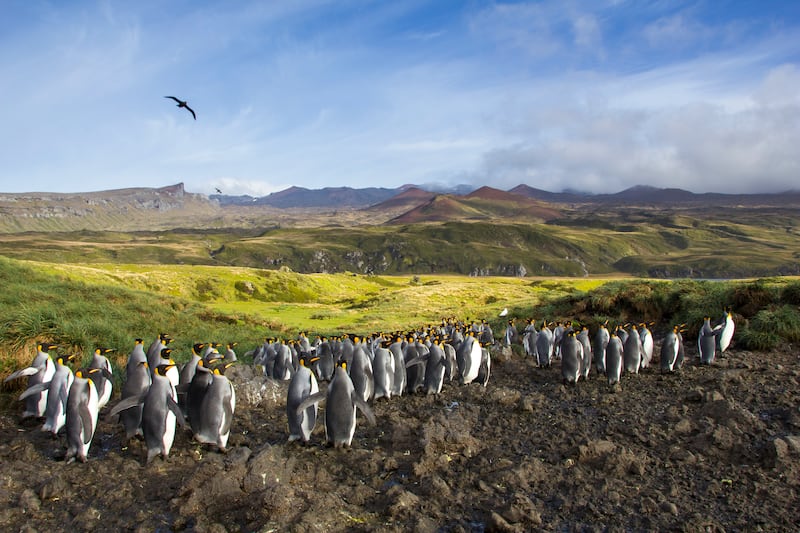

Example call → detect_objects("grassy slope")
0 206 797 277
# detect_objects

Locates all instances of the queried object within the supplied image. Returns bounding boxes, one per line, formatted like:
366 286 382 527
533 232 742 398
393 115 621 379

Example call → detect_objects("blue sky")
1 1 798 196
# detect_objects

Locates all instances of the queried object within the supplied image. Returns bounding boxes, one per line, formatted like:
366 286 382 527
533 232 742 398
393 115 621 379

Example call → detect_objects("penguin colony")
3 310 734 463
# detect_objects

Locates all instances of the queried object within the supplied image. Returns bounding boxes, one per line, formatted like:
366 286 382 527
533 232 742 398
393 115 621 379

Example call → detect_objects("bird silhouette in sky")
164 96 196 120
215 187 222 194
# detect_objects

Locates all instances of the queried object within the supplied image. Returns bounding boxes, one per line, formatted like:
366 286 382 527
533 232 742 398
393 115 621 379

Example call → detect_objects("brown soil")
1 344 798 532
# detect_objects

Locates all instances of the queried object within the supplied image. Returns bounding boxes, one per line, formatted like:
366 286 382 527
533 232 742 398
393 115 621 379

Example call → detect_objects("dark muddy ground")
1 343 799 532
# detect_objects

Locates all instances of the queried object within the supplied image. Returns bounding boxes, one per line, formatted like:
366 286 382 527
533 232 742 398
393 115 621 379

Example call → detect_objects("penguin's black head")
135 338 144 344
154 363 176 376
193 343 206 354
39 342 57 353
95 346 114 355
160 347 172 359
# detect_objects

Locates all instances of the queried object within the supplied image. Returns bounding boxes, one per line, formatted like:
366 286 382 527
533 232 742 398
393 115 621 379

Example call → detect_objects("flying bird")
164 96 196 120
215 188 222 194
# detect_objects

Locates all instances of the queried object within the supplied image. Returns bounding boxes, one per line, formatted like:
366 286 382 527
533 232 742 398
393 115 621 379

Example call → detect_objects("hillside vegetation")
2 255 800 384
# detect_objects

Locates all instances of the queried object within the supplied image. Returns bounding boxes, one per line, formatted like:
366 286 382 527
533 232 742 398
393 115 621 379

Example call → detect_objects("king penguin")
65 368 100 463
717 308 735 353
88 347 114 410
639 323 654 370
296 362 376 448
119 339 151 440
109 363 185 464
388 335 406 396
560 330 582 385
605 334 624 390
5 342 57 419
457 331 482 385
623 324 642 374
287 355 319 443
536 321 554 368
577 326 592 380
193 362 236 452
660 325 681 373
593 321 609 376
348 339 374 403
372 341 395 401
698 316 718 365
19 352 77 437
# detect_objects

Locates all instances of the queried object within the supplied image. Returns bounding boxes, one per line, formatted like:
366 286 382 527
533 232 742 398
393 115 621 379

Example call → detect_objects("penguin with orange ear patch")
296 362 376 448
65 368 100 463
287 354 319 443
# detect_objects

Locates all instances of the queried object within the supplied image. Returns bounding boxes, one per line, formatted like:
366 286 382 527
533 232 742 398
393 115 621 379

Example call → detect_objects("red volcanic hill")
385 186 562 224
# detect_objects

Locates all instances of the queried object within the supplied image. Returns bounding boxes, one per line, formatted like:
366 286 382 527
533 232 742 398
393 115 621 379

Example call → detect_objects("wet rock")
660 501 679 515
38 474 73 501
385 485 420 519
674 418 693 434
489 386 521 407
71 506 102 530
488 511 524 532
242 444 295 493
19 488 40 512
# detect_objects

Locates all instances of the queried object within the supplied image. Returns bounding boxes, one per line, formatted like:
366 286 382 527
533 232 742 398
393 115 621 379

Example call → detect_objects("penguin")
698 316 718 365
476 342 491 387
615 325 629 346
146 333 171 375
405 337 449 395
178 343 206 411
576 326 593 380
223 342 238 362
479 319 494 345
504 320 519 346
185 351 222 432
4 342 57 419
180 343 206 384
64 368 100 463
348 340 374 403
388 336 406 396
273 340 294 380
560 330 582 385
717 309 735 353
313 338 335 382
456 331 482 385
623 324 642 374
522 320 538 359
88 347 114 410
119 358 150 440
535 321 554 368
287 356 319 443
296 362 376 448
404 335 425 394
605 334 624 390
639 323 654 370
108 363 185 464
372 343 395 400
19 352 76 436
552 321 566 359
660 325 681 373
442 341 458 382
193 362 236 452
593 322 609 376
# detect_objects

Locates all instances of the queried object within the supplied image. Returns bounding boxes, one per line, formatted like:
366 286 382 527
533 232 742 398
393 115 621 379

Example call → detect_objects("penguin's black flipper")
351 393 376 426
166 396 186 427
295 391 326 415
106 393 146 420
79 387 94 445
404 354 429 368
5 366 41 382
18 381 51 401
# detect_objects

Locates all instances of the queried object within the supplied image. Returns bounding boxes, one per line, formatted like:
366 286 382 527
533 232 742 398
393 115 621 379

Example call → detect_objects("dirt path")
1 344 798 532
